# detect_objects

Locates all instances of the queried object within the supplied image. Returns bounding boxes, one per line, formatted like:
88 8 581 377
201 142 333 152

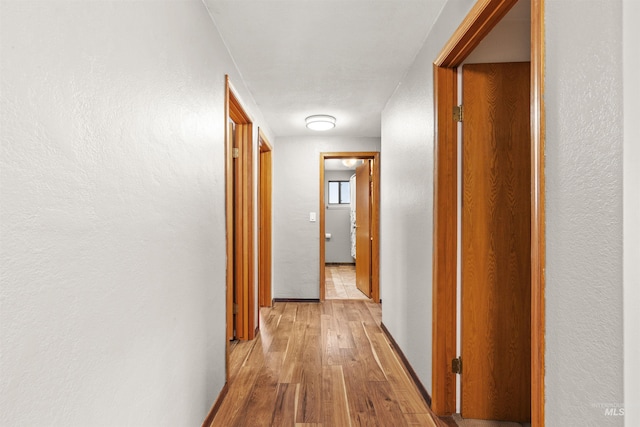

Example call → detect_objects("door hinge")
232 148 239 158
453 105 463 122
233 303 239 314
452 357 462 374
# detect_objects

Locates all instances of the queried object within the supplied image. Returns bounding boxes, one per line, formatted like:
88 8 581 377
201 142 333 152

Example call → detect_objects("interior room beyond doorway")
324 157 369 300
325 264 368 300
319 152 380 302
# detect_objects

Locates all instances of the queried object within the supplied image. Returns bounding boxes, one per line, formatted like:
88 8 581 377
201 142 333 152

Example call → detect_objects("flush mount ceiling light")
305 115 336 131
342 158 358 168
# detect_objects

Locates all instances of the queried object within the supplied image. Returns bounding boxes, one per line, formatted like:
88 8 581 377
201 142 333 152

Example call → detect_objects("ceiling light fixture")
305 115 336 131
342 159 358 168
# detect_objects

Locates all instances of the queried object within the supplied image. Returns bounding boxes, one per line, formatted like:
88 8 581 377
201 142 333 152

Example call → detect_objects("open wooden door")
355 160 371 298
461 62 531 422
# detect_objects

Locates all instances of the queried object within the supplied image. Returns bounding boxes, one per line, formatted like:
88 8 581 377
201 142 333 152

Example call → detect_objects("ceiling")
204 0 448 138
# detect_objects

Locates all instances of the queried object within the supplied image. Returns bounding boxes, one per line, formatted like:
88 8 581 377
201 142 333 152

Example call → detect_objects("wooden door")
355 161 371 297
461 62 531 422
258 133 272 308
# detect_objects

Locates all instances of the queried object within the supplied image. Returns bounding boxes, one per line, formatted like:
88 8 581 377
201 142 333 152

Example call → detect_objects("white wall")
463 4 530 64
0 1 271 425
381 0 475 394
545 1 624 425
273 136 379 299
624 0 640 425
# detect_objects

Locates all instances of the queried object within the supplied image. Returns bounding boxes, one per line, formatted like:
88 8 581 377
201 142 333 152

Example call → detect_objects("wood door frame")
258 129 273 308
319 152 380 302
225 75 256 348
431 0 545 424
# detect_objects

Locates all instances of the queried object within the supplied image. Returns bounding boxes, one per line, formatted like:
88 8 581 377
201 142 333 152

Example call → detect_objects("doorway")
431 0 545 425
225 76 255 345
319 152 380 302
323 158 372 300
258 130 272 309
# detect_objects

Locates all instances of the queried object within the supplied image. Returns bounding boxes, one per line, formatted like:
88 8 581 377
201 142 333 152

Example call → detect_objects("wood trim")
434 0 519 67
228 90 251 124
381 322 432 408
259 128 273 152
431 65 458 416
202 382 229 427
272 298 321 303
319 152 381 303
431 0 545 421
258 129 273 309
531 0 546 424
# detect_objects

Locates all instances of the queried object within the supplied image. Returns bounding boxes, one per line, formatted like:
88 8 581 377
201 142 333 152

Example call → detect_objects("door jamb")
430 1 545 425
319 152 380 303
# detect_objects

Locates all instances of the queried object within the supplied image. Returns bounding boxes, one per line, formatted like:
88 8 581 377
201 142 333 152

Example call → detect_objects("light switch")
309 212 316 222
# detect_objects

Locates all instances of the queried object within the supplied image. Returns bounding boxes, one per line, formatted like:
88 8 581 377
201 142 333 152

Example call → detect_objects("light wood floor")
210 300 444 427
325 264 369 300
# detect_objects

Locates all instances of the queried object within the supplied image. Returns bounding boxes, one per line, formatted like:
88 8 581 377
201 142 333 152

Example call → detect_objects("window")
328 181 351 204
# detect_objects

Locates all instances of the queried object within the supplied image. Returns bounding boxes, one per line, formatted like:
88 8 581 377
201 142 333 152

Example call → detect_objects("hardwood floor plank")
341 347 378 426
349 321 387 382
227 339 255 380
280 321 307 383
271 383 299 427
295 368 323 423
369 380 409 427
322 365 352 427
321 313 343 366
234 368 280 427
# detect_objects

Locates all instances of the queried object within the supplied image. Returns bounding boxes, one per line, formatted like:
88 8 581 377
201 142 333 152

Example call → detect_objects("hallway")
210 301 442 426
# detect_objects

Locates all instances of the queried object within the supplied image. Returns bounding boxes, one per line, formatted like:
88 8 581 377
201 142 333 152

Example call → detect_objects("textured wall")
624 1 640 424
545 0 624 425
380 0 474 394
0 2 271 425
273 136 379 299
324 170 355 264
